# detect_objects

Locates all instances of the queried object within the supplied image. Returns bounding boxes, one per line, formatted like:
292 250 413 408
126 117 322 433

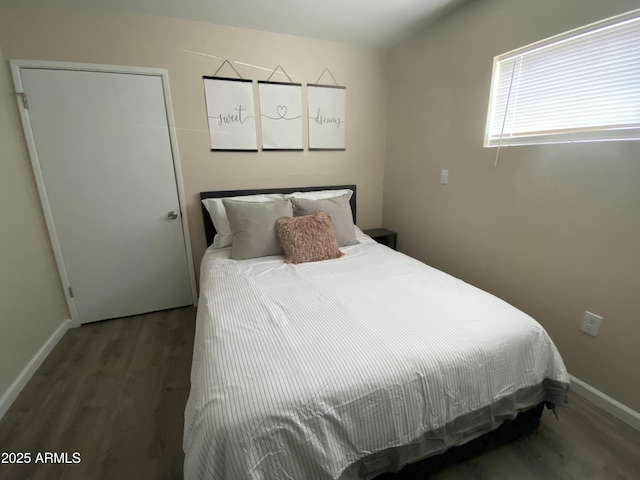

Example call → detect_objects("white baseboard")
0 319 72 420
570 375 640 432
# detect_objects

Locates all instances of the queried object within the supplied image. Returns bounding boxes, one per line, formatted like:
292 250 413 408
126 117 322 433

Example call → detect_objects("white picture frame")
204 77 257 151
258 81 303 151
307 84 346 151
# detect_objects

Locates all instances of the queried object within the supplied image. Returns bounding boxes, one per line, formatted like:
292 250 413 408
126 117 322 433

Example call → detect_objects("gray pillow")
291 195 356 247
223 199 293 260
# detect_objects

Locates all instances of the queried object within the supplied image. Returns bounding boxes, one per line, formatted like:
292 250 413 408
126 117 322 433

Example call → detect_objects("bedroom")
1 0 639 478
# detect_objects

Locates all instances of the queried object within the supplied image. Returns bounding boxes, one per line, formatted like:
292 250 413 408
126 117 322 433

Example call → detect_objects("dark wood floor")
1 306 639 480
0 307 196 480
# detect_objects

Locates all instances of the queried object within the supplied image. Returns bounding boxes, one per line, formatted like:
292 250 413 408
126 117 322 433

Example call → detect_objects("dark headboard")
200 185 357 246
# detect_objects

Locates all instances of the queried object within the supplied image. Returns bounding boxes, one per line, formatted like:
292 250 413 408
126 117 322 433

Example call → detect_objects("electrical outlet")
580 311 603 337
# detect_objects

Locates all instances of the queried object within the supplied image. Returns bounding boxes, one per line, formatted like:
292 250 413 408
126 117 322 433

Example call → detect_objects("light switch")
440 169 449 185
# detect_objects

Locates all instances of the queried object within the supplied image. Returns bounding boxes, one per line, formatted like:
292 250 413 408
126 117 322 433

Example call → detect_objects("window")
485 9 640 147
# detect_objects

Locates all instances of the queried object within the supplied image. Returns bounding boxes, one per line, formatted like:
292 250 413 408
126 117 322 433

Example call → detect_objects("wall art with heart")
258 81 303 150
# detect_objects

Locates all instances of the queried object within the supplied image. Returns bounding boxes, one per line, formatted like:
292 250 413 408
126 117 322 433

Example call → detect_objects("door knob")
168 211 179 220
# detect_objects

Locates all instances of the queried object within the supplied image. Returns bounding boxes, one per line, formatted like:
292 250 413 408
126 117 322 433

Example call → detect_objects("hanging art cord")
211 59 244 79
314 67 339 86
266 65 294 83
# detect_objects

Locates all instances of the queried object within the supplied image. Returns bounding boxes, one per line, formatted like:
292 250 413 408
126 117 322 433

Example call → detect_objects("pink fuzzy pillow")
275 212 344 264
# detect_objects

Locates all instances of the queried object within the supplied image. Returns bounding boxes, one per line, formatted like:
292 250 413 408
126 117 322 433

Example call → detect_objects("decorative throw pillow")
223 199 293 260
202 194 286 249
275 212 344 264
291 195 357 247
284 189 353 202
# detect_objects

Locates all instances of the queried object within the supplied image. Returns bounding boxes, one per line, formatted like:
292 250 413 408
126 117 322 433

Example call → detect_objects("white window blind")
485 9 640 147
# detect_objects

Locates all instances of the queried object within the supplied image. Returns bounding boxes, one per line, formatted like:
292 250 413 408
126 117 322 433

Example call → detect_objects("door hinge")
68 286 74 298
18 92 29 109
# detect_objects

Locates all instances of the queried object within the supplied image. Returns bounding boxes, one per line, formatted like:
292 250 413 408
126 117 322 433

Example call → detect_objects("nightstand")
363 228 397 250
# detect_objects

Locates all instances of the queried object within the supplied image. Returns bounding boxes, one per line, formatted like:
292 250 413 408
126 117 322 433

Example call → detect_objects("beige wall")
0 47 69 400
0 6 386 411
0 5 387 278
384 0 640 411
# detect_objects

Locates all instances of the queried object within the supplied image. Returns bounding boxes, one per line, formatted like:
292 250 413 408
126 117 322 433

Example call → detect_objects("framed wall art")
307 84 346 151
204 76 258 151
258 81 303 151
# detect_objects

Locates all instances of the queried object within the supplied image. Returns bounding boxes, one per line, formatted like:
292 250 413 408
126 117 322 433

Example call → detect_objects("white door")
16 66 194 324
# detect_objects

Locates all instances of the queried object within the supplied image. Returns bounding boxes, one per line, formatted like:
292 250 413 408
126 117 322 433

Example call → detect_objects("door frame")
10 60 198 327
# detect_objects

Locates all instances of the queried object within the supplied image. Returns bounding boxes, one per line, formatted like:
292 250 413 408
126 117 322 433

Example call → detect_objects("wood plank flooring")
1 306 639 479
0 307 196 480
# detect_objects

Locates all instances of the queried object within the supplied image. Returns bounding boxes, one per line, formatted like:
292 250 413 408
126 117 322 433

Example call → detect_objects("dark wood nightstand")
363 228 397 250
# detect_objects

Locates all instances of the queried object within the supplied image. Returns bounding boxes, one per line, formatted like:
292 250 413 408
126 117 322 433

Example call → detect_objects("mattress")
184 229 569 480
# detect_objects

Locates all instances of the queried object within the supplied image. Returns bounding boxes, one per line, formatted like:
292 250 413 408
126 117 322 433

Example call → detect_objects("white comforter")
184 231 569 480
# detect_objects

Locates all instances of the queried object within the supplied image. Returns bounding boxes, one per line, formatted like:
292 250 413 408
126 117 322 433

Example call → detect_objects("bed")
184 185 569 480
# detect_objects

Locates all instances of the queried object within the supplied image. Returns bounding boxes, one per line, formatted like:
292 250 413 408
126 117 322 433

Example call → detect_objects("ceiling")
1 0 462 47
